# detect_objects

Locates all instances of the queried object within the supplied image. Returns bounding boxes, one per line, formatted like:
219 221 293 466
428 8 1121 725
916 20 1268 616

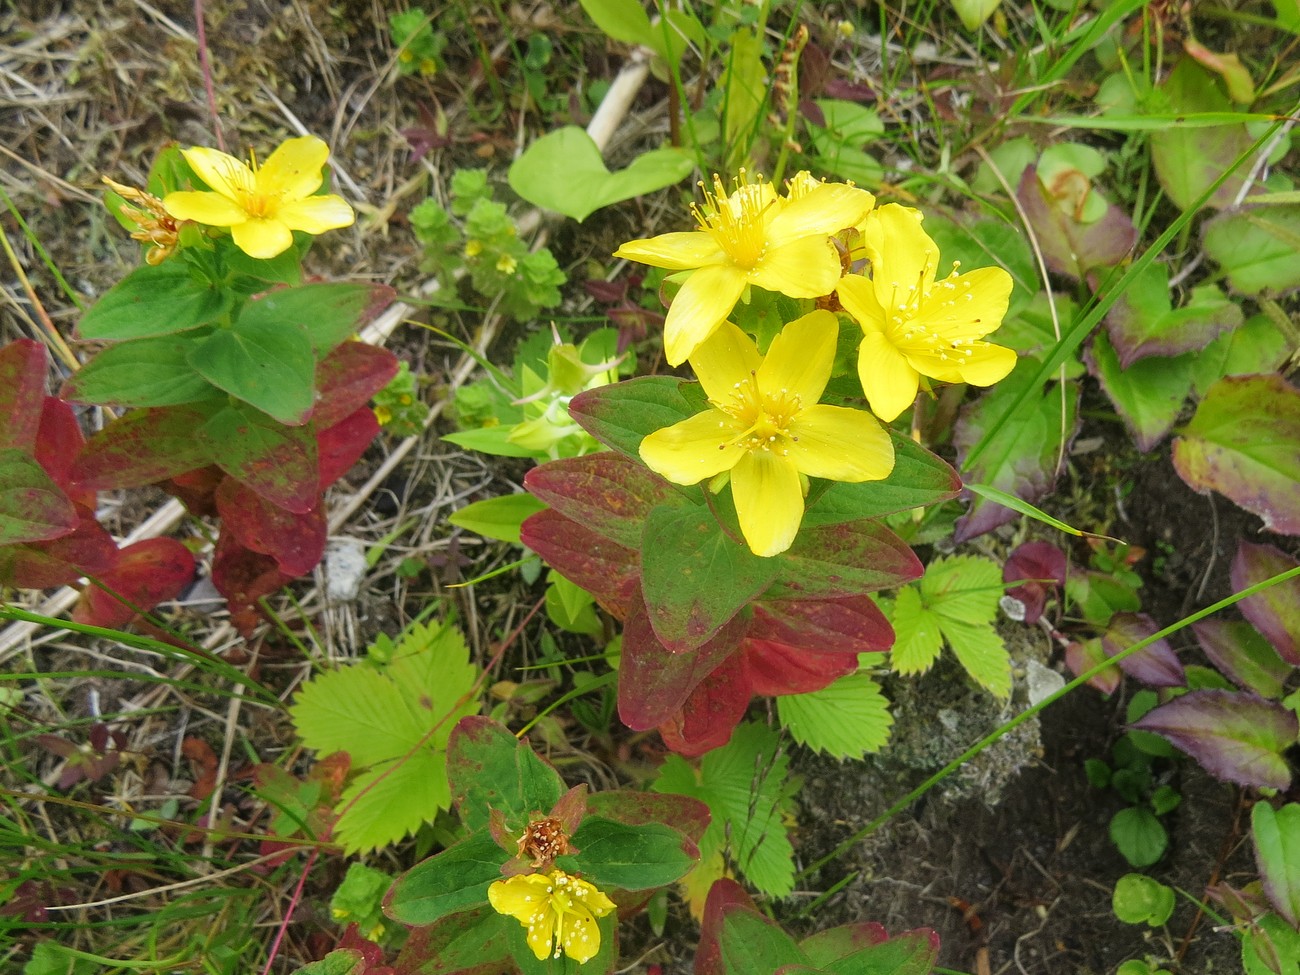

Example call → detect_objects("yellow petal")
732 450 803 557
275 195 355 233
162 190 249 227
614 231 727 270
526 913 558 961
956 341 1018 386
640 411 747 484
920 265 1013 340
488 874 553 922
181 146 253 202
571 878 616 916
231 218 295 259
690 321 761 404
756 310 835 407
865 204 937 294
858 330 920 422
769 181 874 241
257 135 329 200
748 235 841 298
786 405 895 481
662 264 746 365
836 273 887 334
559 906 602 963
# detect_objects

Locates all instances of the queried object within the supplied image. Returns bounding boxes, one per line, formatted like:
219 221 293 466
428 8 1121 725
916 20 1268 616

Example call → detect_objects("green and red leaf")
0 339 49 453
74 537 196 628
314 343 400 429
1230 541 1300 666
215 478 325 577
73 405 216 489
236 282 395 356
524 452 682 549
520 509 639 617
198 403 319 513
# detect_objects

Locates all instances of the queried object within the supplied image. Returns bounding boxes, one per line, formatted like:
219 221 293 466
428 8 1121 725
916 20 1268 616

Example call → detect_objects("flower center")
886 261 979 361
691 171 772 269
221 153 277 218
713 372 802 455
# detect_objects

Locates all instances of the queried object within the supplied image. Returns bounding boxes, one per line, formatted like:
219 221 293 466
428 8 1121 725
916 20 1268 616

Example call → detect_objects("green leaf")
198 404 318 512
1113 873 1176 926
442 426 538 458
640 504 778 653
570 376 708 459
1110 806 1167 868
510 911 618 975
939 618 1012 699
77 261 226 340
1090 330 1195 453
1203 204 1300 295
0 450 77 545
719 909 807 975
445 716 565 834
448 494 547 544
778 672 893 760
508 127 694 222
1103 262 1242 366
1243 913 1300 975
63 336 218 408
1173 374 1300 535
385 831 506 925
289 618 479 853
804 433 960 526
921 555 1003 626
576 0 653 48
236 283 393 355
889 587 943 676
289 949 368 975
950 0 1000 31
391 908 514 975
560 816 697 891
189 318 315 425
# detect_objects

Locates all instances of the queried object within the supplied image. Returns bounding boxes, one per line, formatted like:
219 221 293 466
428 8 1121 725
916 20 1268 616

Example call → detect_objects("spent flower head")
162 135 354 259
101 177 179 265
488 869 615 963
640 310 895 557
837 204 1016 421
614 171 873 365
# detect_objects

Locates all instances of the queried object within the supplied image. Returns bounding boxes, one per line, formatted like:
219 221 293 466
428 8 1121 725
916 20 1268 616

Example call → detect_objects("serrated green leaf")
777 673 893 760
938 618 1012 699
335 749 449 854
921 555 1004 626
889 587 943 675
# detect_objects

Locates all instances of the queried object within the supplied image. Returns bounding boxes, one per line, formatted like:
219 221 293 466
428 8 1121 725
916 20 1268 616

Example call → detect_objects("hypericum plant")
520 170 1017 754
410 168 566 323
58 136 396 630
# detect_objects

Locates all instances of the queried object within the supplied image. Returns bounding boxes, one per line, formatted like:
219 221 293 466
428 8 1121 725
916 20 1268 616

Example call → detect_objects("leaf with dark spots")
211 531 294 635
749 594 894 655
658 649 751 757
765 518 922 600
1102 613 1186 688
1132 689 1296 789
1231 541 1300 666
318 407 379 489
215 478 325 577
0 507 118 590
314 343 400 429
445 716 565 834
73 405 217 490
198 403 319 513
520 508 639 617
524 452 683 548
74 537 196 628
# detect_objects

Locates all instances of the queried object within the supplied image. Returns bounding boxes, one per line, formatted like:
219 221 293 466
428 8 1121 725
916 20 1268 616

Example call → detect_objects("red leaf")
74 537 196 628
0 339 48 453
524 452 680 548
314 344 400 429
183 736 219 800
1102 613 1186 688
212 533 294 635
0 506 119 588
73 406 215 489
216 478 325 577
318 407 379 489
743 639 859 697
164 466 225 517
521 508 639 617
659 650 751 756
750 594 894 654
1002 541 1068 624
35 398 87 500
1064 638 1121 695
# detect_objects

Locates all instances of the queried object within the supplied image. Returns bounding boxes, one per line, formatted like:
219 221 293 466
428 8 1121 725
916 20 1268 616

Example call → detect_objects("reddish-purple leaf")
659 650 751 756
75 537 196 628
215 478 326 578
198 404 319 513
744 639 859 697
1132 689 1296 789
584 791 710 848
524 452 681 549
164 466 224 517
1103 263 1242 368
521 509 639 617
1016 164 1138 280
0 339 49 453
749 594 894 655
1003 541 1068 624
318 406 379 489
1064 638 1122 695
1231 541 1300 666
314 343 400 429
1173 374 1300 536
73 406 215 489
618 596 744 732
765 519 922 600
211 532 294 635
1195 619 1291 698
1102 613 1186 688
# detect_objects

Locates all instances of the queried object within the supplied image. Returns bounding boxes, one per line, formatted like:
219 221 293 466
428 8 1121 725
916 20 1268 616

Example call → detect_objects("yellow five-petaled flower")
837 203 1017 422
640 310 895 558
162 135 354 260
614 171 873 366
488 869 616 964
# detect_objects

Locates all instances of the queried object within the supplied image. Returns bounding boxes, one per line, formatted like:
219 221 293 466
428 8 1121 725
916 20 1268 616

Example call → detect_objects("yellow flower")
640 310 895 558
614 171 873 366
162 135 354 259
837 203 1017 422
488 869 616 964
